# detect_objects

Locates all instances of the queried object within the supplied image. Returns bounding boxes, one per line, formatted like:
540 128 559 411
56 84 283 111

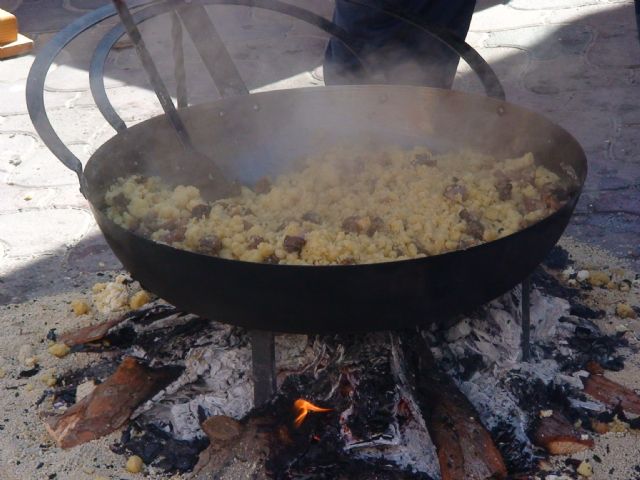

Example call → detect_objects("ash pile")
38 248 640 479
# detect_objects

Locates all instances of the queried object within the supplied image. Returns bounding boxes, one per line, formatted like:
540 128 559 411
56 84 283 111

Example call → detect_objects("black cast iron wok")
80 85 586 333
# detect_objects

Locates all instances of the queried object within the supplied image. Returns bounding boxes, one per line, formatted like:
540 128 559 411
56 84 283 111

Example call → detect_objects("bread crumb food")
616 303 637 319
47 343 71 359
129 290 151 310
93 280 129 314
125 455 144 473
70 299 90 316
576 460 593 477
588 271 610 287
105 147 575 265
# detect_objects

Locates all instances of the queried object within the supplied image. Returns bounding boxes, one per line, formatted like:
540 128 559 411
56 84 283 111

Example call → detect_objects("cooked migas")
104 146 573 265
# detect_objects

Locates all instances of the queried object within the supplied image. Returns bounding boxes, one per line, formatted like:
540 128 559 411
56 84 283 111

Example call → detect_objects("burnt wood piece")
43 357 181 448
582 373 640 415
398 332 508 480
193 415 270 480
59 317 127 347
533 412 594 455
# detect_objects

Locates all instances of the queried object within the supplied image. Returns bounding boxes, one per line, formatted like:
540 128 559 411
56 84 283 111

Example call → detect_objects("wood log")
59 317 126 347
192 415 270 480
533 412 594 455
43 357 180 448
397 333 508 480
583 374 640 415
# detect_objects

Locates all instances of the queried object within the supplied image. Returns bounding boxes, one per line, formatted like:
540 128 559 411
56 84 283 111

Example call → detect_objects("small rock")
576 460 593 477
616 303 637 319
70 300 90 316
576 270 590 282
126 455 144 473
47 343 70 359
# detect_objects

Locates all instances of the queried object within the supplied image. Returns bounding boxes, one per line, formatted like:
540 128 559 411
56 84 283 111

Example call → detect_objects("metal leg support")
520 276 531 362
250 330 276 407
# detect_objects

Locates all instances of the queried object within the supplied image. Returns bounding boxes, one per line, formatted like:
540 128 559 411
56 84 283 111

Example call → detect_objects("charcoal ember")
302 211 322 224
543 245 571 270
46 328 57 342
532 268 580 301
247 235 264 249
367 216 385 237
283 235 306 254
253 176 271 194
18 366 40 378
413 152 436 167
197 235 222 255
459 209 485 240
443 183 468 202
190 204 212 219
120 421 208 473
569 303 605 319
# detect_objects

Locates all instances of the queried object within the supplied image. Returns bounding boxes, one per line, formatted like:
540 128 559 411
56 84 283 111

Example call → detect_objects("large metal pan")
81 85 586 333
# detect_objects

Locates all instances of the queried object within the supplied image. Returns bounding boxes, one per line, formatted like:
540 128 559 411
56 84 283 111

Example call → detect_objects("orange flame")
293 398 332 428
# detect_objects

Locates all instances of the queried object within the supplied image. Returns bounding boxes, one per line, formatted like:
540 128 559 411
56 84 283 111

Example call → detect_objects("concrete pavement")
0 0 638 304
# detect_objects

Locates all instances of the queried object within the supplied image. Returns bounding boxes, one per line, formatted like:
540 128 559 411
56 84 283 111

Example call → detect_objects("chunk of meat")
198 235 222 255
283 235 306 254
302 211 322 224
263 254 280 264
459 209 485 240
413 153 437 167
111 193 129 210
495 178 513 201
190 204 212 219
247 236 264 250
253 177 271 194
521 196 544 214
243 220 253 231
443 184 468 202
342 216 369 234
367 216 385 237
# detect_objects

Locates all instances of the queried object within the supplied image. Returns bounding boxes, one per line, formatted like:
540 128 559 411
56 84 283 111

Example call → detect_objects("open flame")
293 398 332 428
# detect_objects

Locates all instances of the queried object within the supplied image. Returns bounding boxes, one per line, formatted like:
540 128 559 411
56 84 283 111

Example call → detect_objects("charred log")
582 373 640 415
397 332 508 480
532 411 594 455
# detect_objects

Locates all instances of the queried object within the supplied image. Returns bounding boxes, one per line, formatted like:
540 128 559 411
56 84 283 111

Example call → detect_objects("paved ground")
0 0 638 304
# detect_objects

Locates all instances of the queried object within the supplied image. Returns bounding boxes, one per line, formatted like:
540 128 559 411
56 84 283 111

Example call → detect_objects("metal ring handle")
25 0 159 195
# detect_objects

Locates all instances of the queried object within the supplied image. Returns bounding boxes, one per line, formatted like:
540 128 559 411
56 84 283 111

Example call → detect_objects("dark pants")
324 0 477 88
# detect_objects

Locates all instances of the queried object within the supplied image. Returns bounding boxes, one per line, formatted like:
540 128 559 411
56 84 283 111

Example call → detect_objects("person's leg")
324 0 477 88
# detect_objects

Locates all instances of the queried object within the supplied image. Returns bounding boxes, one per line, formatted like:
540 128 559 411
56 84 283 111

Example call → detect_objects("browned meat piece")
339 257 356 265
507 166 536 184
413 153 437 167
414 241 431 256
247 236 264 249
443 184 468 202
253 177 272 194
342 216 368 234
302 211 322 224
263 254 280 264
459 209 485 240
283 235 306 254
198 235 222 255
243 220 253 231
160 220 187 243
191 204 212 219
495 178 513 201
111 192 128 210
521 196 544 213
542 186 570 211
367 216 385 237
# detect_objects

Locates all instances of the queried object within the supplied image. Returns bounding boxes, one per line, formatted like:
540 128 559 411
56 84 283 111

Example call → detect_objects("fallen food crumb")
577 459 593 477
129 290 151 310
126 455 144 473
616 303 637 319
588 271 610 287
70 299 90 316
47 343 70 359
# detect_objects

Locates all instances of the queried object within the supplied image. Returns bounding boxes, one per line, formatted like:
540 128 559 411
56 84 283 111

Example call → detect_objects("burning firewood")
582 373 640 415
43 357 181 448
532 411 594 455
397 333 508 480
58 317 127 347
